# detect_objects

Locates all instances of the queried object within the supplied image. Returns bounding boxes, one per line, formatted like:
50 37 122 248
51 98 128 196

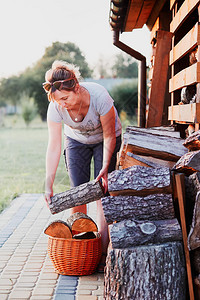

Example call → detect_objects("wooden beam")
124 0 143 31
146 30 173 127
175 173 195 300
168 103 200 123
170 0 200 33
170 22 200 65
169 62 200 93
146 0 168 31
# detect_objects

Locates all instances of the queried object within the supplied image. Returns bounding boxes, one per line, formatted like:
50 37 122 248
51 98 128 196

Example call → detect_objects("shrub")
110 80 138 116
20 93 37 127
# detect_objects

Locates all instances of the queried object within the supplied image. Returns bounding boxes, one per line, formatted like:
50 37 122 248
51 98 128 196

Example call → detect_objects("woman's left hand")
96 166 108 194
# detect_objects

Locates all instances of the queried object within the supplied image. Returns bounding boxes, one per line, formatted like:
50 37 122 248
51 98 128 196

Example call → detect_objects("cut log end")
44 221 72 239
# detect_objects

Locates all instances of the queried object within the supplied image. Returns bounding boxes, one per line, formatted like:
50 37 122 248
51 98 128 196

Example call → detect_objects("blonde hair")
44 60 81 101
45 60 81 82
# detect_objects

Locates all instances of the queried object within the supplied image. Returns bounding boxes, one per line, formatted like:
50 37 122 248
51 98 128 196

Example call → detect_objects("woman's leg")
64 137 93 214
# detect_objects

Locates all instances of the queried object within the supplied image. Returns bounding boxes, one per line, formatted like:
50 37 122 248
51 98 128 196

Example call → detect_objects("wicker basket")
47 232 102 276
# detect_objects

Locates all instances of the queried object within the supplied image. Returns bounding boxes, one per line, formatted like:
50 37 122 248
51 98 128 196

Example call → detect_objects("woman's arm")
44 119 62 205
96 106 116 192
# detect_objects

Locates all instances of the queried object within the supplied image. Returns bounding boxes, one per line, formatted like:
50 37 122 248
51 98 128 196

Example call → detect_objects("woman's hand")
44 188 53 207
96 166 109 193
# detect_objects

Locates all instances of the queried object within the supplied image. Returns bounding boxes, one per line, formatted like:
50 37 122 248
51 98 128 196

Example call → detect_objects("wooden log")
108 166 172 196
123 126 187 161
44 221 72 238
126 125 181 138
183 130 200 151
175 173 195 300
194 275 200 300
104 242 186 300
122 152 175 169
122 152 163 169
109 218 182 249
191 247 200 275
66 212 98 235
172 150 200 175
188 191 200 250
49 179 104 214
101 194 175 223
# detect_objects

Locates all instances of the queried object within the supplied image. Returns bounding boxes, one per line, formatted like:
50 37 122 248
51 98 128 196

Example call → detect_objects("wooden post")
175 173 195 300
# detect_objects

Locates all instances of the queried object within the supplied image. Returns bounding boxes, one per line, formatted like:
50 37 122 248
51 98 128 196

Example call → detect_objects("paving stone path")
0 194 104 300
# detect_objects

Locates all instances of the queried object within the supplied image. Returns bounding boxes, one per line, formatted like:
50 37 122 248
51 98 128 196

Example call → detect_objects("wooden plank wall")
169 0 200 131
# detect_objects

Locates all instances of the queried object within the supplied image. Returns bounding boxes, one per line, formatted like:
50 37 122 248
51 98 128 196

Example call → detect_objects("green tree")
0 76 22 110
22 41 92 120
110 80 138 116
112 53 138 78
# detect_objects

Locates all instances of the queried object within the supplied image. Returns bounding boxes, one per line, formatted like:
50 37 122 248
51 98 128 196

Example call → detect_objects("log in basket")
45 213 102 276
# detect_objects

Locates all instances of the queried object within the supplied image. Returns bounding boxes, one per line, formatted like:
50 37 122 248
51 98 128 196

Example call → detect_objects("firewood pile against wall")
103 126 200 300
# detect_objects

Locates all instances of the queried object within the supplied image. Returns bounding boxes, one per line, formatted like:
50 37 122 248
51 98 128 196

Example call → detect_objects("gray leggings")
64 135 121 187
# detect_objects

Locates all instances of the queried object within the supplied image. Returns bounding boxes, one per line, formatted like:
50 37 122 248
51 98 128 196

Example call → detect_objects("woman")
43 60 122 271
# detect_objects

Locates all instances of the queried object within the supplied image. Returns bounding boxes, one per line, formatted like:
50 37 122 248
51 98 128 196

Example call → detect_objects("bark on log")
49 179 104 214
122 152 175 169
108 218 182 249
66 212 98 235
101 194 175 223
194 275 200 300
126 125 181 138
183 130 200 151
188 191 200 250
104 242 186 300
191 247 200 275
123 126 187 161
44 220 72 238
108 166 172 196
172 150 200 175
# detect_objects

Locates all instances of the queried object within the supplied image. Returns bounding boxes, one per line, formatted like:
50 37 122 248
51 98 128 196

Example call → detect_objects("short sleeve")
96 87 114 116
47 101 63 123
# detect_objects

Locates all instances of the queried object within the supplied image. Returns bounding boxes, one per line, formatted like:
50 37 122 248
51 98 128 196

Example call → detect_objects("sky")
0 0 151 79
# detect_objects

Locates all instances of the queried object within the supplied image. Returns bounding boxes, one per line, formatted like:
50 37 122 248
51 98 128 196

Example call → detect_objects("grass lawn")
0 113 137 213
0 115 70 212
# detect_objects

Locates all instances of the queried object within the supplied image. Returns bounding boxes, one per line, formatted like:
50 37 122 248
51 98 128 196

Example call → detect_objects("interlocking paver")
0 194 104 299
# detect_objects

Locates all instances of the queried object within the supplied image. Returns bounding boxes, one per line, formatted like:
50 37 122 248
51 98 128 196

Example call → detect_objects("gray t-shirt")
47 82 122 144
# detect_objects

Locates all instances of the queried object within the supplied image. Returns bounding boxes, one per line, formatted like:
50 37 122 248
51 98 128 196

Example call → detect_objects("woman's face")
52 89 78 109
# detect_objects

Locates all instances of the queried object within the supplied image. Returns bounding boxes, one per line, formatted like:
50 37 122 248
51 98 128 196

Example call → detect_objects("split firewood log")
101 194 175 223
44 220 72 238
66 212 98 235
108 165 172 196
183 130 200 151
188 191 200 250
122 152 175 169
172 150 200 175
126 125 181 138
194 274 200 300
108 218 182 249
122 126 187 161
104 242 186 300
49 179 104 214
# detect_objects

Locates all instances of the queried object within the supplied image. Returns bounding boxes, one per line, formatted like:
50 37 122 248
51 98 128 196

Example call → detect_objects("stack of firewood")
48 126 200 299
174 130 200 300
102 126 190 300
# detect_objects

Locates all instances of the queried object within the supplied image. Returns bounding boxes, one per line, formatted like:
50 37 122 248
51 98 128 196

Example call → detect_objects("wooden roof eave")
109 0 168 32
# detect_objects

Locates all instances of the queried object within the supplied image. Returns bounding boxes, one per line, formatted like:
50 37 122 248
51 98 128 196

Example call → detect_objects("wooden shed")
109 0 200 137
